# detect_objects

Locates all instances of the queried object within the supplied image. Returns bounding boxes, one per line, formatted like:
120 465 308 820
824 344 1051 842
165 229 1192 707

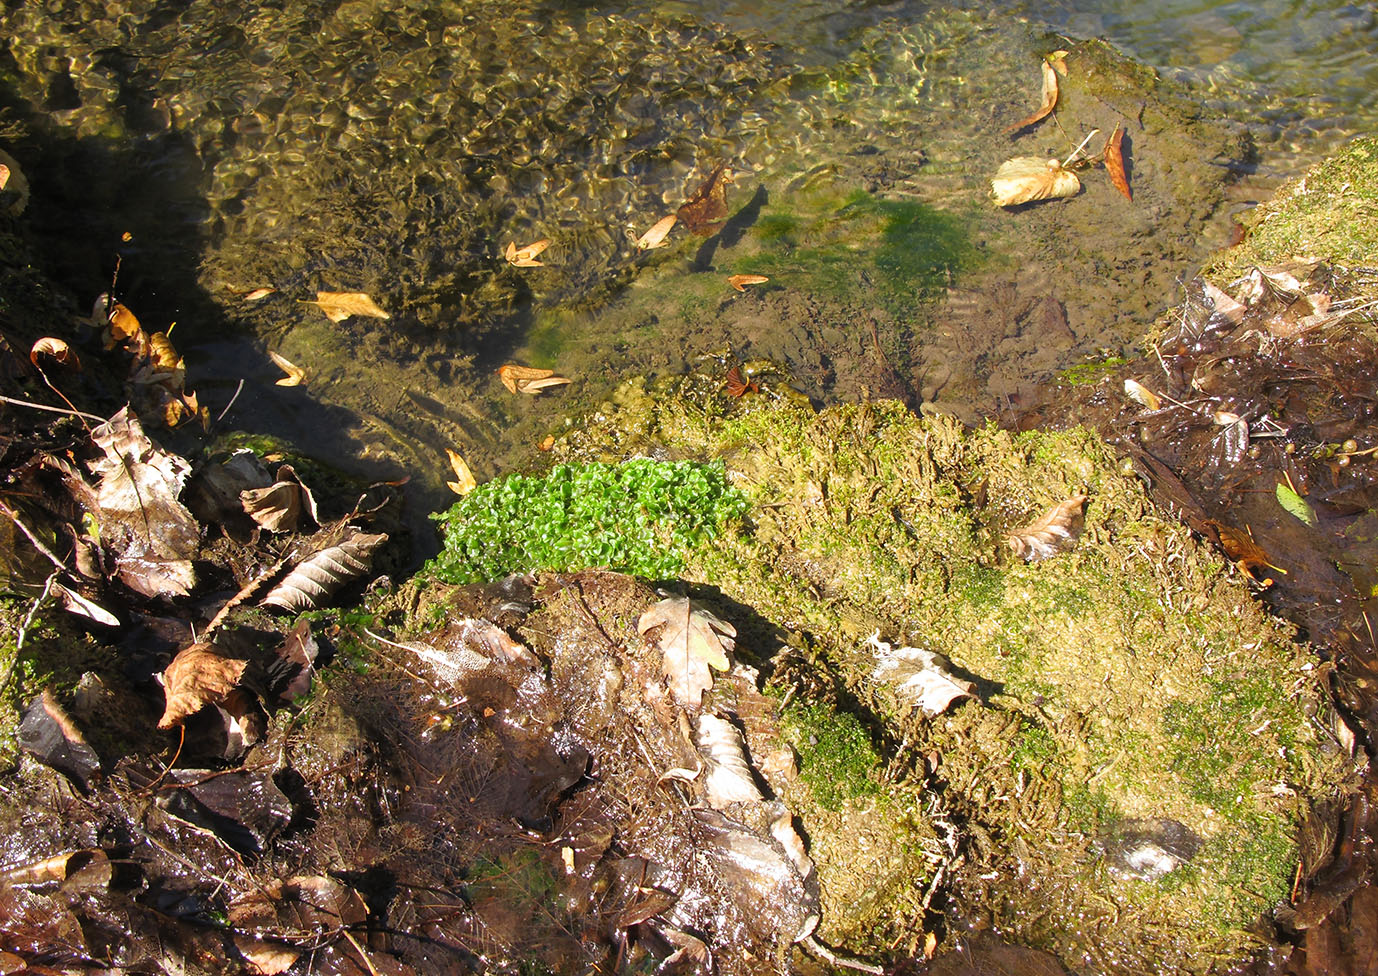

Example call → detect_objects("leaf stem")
1062 129 1101 169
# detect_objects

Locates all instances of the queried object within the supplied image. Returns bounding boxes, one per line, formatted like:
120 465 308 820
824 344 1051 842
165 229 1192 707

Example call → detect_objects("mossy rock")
1204 135 1378 281
540 378 1351 972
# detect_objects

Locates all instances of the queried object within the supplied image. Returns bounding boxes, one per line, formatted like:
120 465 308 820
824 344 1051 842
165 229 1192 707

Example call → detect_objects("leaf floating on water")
1276 483 1318 527
307 291 390 323
1123 378 1161 410
29 337 80 370
267 349 307 387
1104 124 1132 200
446 447 477 496
636 214 677 250
1003 59 1060 133
1006 493 1087 562
158 643 249 729
869 633 975 717
638 596 736 707
1206 519 1285 582
261 527 388 612
497 362 571 395
677 164 734 233
728 274 769 292
991 157 1080 207
505 238 551 267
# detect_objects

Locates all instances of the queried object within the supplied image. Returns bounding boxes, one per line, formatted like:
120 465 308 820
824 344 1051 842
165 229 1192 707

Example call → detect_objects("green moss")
781 700 883 811
426 459 748 583
1205 135 1378 280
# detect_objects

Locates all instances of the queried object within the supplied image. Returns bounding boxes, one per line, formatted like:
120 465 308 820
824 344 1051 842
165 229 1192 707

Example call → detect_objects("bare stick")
0 394 106 422
802 936 885 975
1062 129 1101 168
215 378 245 425
0 500 67 575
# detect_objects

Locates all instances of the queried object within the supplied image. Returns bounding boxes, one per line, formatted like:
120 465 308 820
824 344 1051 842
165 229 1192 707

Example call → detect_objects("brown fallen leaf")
1123 378 1161 410
497 362 571 395
1047 49 1070 75
505 238 551 267
306 291 390 323
241 464 318 533
991 157 1080 207
538 434 555 451
107 302 143 344
159 643 249 729
677 164 734 233
1206 519 1285 583
30 337 80 370
0 148 27 215
1003 59 1059 133
1007 493 1087 562
636 214 677 250
267 349 307 386
446 447 477 496
1104 123 1132 200
242 287 276 302
728 274 769 292
638 596 736 707
261 526 388 612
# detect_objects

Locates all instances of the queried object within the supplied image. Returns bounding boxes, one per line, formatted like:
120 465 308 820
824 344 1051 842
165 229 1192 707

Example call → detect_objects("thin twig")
1062 128 1101 168
801 936 885 975
0 394 106 422
0 571 58 696
0 500 67 575
215 378 245 425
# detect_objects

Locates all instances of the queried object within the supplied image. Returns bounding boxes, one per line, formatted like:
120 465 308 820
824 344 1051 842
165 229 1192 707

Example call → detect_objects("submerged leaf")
446 448 477 496
1206 519 1285 582
728 274 769 292
636 214 677 250
307 291 390 323
1123 378 1161 410
1007 493 1087 562
991 157 1080 207
267 349 307 386
1104 124 1132 200
697 713 764 807
638 596 736 707
869 634 975 716
159 643 249 729
677 164 734 233
505 238 551 267
497 362 571 395
1276 483 1318 527
1003 59 1059 133
261 527 388 611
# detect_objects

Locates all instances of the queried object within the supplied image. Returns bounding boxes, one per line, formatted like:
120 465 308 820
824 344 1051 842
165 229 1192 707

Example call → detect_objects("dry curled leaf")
1003 59 1059 133
242 287 276 302
677 164 734 233
267 349 307 386
107 302 143 344
1104 123 1132 200
159 643 249 729
1206 519 1285 583
1007 493 1087 562
50 582 119 627
240 464 318 533
1047 49 1069 75
505 239 551 267
30 337 80 370
638 596 736 707
1123 378 1161 410
636 214 677 250
728 274 769 292
991 157 1080 207
697 713 763 807
446 447 477 496
307 291 390 323
497 362 571 395
869 633 975 717
261 527 388 612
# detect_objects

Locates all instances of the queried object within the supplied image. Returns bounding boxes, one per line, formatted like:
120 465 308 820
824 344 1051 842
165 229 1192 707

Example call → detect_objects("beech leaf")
636 214 677 250
30 337 80 370
728 274 769 292
869 633 975 717
1104 123 1132 200
261 527 388 611
1006 493 1087 562
159 642 249 729
88 406 199 597
638 596 736 707
240 464 318 533
1123 378 1161 410
1276 483 1317 527
307 291 390 323
1003 59 1059 133
991 157 1080 207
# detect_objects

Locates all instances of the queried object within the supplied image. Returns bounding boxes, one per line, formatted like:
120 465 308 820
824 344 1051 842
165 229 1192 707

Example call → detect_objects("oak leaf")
267 349 307 386
1104 124 1132 200
30 337 80 370
261 527 388 611
728 274 769 292
677 164 734 233
446 447 477 496
636 214 677 250
1006 493 1087 562
1003 59 1059 133
991 157 1080 207
505 239 551 267
869 633 975 716
638 596 736 707
307 291 390 323
159 643 249 729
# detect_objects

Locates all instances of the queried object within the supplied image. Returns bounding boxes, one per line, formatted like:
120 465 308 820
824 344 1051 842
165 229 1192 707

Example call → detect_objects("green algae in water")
426 459 747 583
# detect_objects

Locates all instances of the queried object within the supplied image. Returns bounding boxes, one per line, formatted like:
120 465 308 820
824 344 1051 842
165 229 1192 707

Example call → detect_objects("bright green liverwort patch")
426 459 747 583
